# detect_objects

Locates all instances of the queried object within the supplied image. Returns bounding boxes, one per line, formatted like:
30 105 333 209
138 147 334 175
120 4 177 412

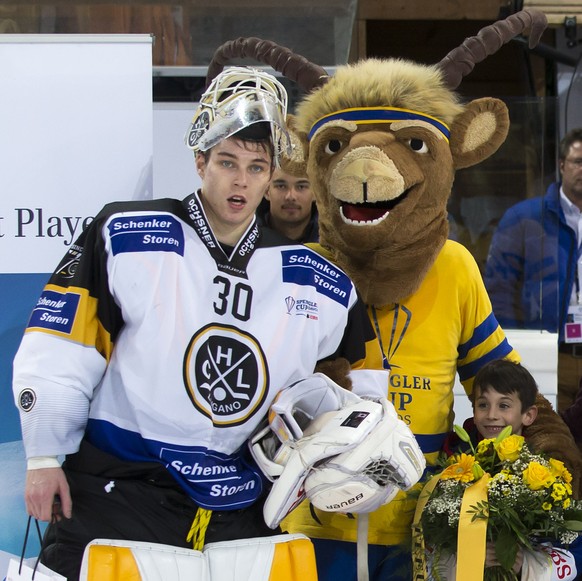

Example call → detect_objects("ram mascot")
205 8 582 581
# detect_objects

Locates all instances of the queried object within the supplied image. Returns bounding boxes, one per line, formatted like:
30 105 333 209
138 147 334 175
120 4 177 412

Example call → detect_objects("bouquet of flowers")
418 425 582 581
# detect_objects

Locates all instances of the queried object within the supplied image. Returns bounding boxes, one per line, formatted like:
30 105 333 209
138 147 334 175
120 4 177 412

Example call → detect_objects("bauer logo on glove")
302 398 425 515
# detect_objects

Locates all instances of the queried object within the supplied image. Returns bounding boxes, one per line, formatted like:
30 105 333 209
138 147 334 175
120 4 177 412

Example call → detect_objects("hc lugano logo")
183 323 269 426
187 110 211 148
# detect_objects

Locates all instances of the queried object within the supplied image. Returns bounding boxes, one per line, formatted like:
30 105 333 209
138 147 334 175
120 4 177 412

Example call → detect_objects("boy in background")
438 359 579 579
443 359 538 455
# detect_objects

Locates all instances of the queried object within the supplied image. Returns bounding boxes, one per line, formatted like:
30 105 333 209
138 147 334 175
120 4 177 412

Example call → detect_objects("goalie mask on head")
185 65 292 160
249 374 426 529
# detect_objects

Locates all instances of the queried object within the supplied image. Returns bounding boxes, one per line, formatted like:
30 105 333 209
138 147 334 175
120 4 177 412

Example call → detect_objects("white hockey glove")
252 376 425 528
269 373 362 443
250 373 362 482
304 398 425 514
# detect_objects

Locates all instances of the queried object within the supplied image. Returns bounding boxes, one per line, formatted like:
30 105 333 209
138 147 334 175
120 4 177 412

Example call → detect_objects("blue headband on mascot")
307 106 450 142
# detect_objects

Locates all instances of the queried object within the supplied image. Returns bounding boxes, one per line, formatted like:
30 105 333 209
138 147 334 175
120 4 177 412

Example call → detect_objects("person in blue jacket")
485 128 582 411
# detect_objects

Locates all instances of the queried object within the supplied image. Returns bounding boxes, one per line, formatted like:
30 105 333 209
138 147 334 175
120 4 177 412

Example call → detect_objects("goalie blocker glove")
303 398 425 514
249 374 425 528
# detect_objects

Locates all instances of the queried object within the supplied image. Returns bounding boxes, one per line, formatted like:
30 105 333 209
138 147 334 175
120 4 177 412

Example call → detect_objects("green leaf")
495 527 519 571
563 520 582 531
494 425 513 443
454 424 471 443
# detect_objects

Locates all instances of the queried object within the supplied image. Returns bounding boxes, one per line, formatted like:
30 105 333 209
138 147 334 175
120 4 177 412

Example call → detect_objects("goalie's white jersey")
13 191 376 511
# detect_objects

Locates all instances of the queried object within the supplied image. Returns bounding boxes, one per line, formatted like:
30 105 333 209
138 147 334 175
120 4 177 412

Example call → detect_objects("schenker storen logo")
183 323 269 426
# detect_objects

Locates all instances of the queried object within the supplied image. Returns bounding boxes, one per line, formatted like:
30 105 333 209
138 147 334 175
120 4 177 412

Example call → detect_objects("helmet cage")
185 66 291 160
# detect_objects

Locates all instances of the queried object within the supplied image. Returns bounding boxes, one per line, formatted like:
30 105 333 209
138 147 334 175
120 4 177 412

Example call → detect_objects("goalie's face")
196 137 273 246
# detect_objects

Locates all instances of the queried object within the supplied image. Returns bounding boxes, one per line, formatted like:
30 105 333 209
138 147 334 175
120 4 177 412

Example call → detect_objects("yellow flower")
494 434 524 461
477 438 495 455
523 461 556 490
542 502 553 511
441 453 477 483
563 498 572 509
551 483 566 502
549 458 573 484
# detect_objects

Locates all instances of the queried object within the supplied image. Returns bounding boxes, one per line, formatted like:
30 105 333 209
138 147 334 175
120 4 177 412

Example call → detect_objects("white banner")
0 34 153 562
0 34 153 272
153 102 201 199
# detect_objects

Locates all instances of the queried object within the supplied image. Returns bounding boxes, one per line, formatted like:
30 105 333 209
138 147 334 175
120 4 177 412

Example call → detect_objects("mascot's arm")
315 358 388 399
523 393 582 499
453 243 520 395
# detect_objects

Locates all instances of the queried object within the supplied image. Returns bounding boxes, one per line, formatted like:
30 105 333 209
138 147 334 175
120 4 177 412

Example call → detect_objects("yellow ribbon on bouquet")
412 472 490 581
412 473 442 581
457 473 489 580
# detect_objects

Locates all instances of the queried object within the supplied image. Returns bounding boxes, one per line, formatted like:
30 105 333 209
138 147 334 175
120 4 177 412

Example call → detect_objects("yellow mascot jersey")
283 239 519 545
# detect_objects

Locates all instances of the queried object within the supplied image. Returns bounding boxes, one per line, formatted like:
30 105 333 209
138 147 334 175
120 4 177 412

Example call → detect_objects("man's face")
265 169 314 227
196 137 272 244
560 140 582 202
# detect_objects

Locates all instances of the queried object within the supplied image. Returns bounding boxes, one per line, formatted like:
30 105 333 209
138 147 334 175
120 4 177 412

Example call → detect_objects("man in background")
257 167 318 243
485 128 582 411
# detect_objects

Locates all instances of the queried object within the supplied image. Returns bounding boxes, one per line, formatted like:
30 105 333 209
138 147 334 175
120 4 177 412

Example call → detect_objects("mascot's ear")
279 114 309 176
449 97 510 170
314 357 353 391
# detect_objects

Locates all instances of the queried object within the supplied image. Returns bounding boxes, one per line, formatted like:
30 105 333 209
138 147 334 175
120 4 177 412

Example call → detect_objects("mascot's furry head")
204 9 545 305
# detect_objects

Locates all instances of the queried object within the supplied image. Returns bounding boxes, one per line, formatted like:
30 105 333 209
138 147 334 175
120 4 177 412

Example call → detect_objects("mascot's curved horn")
438 9 547 89
205 36 330 92
205 8 547 90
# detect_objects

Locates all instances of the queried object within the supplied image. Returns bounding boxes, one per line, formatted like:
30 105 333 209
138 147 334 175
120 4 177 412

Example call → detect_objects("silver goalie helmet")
185 66 291 159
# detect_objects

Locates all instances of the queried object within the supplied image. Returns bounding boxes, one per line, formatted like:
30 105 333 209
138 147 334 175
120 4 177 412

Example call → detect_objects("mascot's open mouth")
339 191 409 225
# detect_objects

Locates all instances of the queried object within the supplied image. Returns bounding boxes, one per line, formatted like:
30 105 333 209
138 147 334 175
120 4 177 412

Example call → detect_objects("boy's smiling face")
473 385 537 439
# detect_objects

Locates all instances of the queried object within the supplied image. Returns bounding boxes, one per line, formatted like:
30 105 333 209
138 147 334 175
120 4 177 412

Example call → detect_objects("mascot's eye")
408 138 429 154
324 140 343 155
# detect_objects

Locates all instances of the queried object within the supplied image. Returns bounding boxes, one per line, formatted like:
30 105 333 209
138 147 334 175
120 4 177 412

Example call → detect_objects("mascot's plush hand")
249 374 425 528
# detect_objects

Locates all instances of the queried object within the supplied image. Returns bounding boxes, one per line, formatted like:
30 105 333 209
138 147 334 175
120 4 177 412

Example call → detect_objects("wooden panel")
358 0 504 21
524 0 582 25
361 19 553 97
350 19 367 62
